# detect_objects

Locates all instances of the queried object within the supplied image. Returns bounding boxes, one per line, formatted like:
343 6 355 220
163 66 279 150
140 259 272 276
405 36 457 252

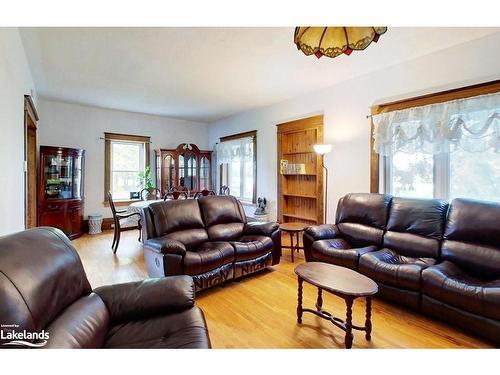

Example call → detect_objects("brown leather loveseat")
304 193 500 344
0 227 211 349
141 195 281 291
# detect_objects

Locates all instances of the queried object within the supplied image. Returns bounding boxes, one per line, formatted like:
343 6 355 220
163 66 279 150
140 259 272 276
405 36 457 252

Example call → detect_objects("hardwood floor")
73 230 492 349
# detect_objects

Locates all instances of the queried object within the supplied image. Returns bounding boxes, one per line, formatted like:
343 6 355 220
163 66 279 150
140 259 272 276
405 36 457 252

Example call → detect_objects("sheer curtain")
372 92 500 156
216 137 254 164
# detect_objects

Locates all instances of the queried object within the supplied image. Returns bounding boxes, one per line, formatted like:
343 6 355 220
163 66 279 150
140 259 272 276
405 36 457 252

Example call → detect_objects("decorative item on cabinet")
155 143 212 196
38 146 85 240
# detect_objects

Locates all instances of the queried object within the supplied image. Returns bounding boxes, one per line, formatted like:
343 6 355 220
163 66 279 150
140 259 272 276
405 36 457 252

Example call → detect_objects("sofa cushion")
103 306 210 349
231 235 273 261
335 193 392 247
44 293 109 348
383 197 448 259
183 242 235 275
149 200 205 237
359 248 436 291
208 223 245 241
442 198 500 279
163 229 209 249
198 195 246 227
422 261 500 320
311 239 376 269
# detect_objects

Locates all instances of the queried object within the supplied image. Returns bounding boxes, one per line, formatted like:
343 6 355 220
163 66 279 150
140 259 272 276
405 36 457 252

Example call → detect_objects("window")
372 81 500 202
217 131 257 203
104 133 150 202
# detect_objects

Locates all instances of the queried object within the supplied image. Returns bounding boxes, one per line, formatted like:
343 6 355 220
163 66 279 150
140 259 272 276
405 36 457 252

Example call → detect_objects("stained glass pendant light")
294 27 387 59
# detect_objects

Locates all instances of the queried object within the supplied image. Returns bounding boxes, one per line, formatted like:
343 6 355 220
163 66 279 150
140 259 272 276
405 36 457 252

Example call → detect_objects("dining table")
125 199 162 227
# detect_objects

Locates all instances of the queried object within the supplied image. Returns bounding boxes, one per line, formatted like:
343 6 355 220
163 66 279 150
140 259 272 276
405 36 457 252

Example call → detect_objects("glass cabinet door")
186 154 197 190
163 154 175 191
43 153 73 199
200 156 209 190
72 154 83 199
178 154 185 188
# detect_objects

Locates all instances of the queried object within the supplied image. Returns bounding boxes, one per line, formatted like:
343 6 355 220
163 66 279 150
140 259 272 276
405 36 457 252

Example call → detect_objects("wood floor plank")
72 230 492 349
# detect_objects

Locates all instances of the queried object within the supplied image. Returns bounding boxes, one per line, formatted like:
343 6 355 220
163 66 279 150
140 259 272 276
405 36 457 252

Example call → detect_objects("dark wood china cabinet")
155 143 212 195
38 146 85 239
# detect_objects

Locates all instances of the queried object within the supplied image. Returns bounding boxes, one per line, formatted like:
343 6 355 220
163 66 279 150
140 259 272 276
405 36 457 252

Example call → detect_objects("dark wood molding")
369 80 500 194
103 132 151 203
24 95 39 123
219 130 257 142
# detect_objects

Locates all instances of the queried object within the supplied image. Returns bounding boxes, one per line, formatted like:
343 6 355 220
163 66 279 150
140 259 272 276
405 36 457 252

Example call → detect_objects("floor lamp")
313 144 332 224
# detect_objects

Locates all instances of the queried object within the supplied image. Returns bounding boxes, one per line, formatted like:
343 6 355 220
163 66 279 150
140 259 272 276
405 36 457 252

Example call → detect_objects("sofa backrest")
442 198 500 279
383 197 449 259
0 227 94 345
198 195 247 241
147 199 208 248
335 193 392 247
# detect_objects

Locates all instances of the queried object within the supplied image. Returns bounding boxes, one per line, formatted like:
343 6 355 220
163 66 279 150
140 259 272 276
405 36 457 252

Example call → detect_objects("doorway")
24 95 38 228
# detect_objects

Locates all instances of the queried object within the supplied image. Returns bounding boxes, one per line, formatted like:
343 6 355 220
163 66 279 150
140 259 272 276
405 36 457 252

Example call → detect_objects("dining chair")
163 191 189 200
194 190 216 199
219 185 230 195
107 191 141 254
140 187 162 201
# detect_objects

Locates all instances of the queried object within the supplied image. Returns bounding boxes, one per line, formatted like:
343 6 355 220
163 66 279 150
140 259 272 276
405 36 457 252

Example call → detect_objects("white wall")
209 32 500 222
0 28 36 236
38 99 209 218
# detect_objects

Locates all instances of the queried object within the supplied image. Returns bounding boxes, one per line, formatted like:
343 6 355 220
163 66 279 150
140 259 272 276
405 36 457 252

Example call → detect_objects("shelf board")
282 213 317 222
281 173 317 176
283 193 317 199
282 151 314 155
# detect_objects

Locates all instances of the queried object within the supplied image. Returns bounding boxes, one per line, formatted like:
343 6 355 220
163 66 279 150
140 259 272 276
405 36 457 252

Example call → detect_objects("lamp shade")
313 144 332 155
294 27 387 59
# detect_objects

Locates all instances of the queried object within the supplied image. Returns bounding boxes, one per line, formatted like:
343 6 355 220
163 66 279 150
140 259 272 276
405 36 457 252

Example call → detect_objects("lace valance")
216 136 254 164
372 92 500 156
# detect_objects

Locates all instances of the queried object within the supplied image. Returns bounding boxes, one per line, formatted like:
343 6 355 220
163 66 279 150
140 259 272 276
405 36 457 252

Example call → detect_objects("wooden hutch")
155 143 212 195
38 146 85 239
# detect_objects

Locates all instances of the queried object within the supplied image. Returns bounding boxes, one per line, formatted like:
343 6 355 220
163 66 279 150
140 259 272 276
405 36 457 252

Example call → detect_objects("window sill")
102 199 141 207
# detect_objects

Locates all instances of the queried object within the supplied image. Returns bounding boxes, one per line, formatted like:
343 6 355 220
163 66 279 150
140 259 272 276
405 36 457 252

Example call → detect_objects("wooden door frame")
24 95 39 228
276 115 324 224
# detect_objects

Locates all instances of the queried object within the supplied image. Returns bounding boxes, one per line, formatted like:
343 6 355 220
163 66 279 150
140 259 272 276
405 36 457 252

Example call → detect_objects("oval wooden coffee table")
294 262 378 348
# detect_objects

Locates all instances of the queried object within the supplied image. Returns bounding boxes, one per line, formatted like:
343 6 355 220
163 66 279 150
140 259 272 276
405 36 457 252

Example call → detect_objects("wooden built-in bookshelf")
277 115 324 225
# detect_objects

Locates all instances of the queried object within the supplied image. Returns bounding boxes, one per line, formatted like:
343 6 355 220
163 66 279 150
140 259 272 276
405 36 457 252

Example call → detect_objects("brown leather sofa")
141 195 281 291
0 227 211 349
304 193 500 345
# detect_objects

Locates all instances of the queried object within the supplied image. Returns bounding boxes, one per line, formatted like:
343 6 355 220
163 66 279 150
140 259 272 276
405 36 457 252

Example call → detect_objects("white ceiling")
20 27 500 122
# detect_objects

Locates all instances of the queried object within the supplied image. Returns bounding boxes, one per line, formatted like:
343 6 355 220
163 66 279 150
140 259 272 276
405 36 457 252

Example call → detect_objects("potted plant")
138 166 155 200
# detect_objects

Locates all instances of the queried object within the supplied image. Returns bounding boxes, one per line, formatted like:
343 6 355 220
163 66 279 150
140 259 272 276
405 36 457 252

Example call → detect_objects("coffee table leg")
316 287 323 311
365 297 372 341
297 276 303 324
289 232 295 262
345 297 353 349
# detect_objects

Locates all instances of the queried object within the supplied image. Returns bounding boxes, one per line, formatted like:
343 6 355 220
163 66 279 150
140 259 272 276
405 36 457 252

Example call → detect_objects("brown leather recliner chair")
0 227 211 349
141 195 281 291
303 193 391 269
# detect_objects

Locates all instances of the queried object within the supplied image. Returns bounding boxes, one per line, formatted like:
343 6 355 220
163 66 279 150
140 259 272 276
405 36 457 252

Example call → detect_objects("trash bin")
88 214 103 235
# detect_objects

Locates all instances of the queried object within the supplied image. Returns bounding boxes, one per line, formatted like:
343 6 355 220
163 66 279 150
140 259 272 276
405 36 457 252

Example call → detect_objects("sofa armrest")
243 222 280 237
94 276 195 323
304 224 339 241
144 238 186 255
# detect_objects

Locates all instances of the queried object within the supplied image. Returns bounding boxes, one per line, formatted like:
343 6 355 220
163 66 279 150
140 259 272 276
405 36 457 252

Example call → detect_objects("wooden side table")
279 222 309 262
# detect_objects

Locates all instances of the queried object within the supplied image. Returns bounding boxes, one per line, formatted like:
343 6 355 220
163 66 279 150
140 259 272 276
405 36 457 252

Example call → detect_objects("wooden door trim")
24 95 38 228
